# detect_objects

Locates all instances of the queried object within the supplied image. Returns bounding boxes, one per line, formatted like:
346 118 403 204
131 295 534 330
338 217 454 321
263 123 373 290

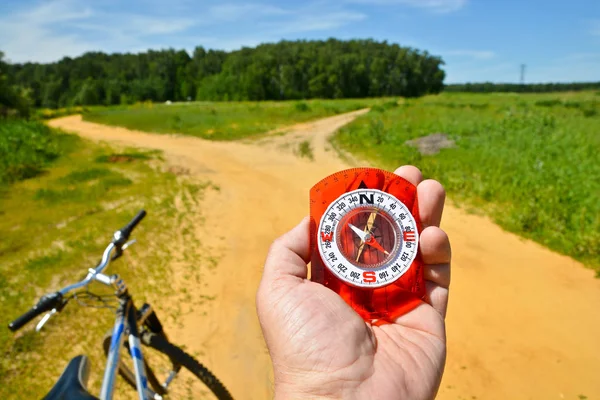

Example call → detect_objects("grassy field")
333 91 600 272
0 125 217 398
82 99 382 140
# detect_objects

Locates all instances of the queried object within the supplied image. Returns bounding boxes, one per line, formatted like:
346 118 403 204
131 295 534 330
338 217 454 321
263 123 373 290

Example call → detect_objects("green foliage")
447 81 600 93
333 92 600 272
295 102 311 112
34 172 132 204
369 118 387 144
535 99 562 107
82 98 379 140
5 40 445 108
94 149 158 163
0 51 31 117
59 167 111 183
0 120 78 184
297 140 314 160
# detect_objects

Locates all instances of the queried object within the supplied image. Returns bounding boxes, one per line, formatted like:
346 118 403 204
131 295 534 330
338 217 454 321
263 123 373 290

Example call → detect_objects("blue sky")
0 0 599 83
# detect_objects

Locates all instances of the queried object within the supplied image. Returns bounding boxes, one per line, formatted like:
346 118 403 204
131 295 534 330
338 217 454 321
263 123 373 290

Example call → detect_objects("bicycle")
8 210 233 400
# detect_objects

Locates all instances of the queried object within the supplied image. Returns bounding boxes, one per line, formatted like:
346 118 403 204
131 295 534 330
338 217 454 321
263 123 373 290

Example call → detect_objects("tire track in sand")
49 113 600 400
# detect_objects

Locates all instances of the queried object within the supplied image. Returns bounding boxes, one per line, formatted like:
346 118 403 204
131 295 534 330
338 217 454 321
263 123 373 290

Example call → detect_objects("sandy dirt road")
50 113 600 400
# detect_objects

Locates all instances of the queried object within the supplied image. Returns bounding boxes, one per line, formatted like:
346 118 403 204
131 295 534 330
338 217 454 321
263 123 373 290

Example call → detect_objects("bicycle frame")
8 211 181 400
101 293 151 400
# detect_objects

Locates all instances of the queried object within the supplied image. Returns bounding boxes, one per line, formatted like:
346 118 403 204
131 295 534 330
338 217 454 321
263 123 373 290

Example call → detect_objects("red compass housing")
310 168 425 323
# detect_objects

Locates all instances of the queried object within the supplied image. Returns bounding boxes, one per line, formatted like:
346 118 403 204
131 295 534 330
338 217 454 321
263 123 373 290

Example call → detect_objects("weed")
383 99 399 109
583 108 597 118
297 140 314 160
0 120 78 185
295 102 311 112
535 99 562 107
59 168 112 184
95 149 158 163
369 118 386 145
370 105 386 113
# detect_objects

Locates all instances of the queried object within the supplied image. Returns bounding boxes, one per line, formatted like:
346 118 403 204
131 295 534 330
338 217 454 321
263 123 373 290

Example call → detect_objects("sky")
0 0 599 83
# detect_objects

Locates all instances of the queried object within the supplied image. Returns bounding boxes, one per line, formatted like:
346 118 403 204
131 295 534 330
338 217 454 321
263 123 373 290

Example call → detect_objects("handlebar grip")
8 292 63 332
120 210 146 238
8 307 43 332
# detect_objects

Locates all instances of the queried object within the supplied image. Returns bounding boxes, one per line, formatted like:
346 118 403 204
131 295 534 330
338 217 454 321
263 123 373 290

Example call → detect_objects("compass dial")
317 189 418 288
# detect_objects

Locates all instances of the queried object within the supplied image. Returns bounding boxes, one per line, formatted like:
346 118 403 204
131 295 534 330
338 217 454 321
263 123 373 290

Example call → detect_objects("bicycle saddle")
43 355 99 400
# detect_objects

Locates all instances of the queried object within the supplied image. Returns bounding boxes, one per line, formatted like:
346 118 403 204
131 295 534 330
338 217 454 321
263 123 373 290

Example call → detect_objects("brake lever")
122 239 137 251
36 309 57 332
110 239 136 261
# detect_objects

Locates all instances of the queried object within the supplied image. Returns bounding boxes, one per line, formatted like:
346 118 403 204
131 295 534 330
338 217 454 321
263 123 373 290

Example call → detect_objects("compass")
318 188 418 288
310 168 425 322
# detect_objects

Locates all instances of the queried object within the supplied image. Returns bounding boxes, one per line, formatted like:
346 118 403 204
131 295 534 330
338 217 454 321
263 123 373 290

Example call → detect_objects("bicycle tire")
102 331 233 400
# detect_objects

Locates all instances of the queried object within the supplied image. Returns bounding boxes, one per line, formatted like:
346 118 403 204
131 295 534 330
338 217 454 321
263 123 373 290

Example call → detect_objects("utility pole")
520 64 526 84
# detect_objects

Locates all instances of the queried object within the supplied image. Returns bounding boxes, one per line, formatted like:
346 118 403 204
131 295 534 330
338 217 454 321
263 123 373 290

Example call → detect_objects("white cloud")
273 11 367 34
23 0 94 23
209 3 288 21
0 0 94 63
0 0 373 62
0 0 201 62
442 50 496 60
348 0 468 13
127 15 196 36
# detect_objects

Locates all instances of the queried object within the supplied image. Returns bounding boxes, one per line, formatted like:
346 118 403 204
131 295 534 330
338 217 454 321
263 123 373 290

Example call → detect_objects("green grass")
82 99 382 140
0 132 216 398
333 91 600 273
0 120 78 185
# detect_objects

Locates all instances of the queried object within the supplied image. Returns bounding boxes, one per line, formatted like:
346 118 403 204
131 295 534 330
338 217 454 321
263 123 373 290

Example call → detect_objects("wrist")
274 386 339 400
273 370 346 400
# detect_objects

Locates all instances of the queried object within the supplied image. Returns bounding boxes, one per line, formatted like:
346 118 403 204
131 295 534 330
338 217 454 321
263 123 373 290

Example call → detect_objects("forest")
445 82 600 93
2 39 445 109
3 39 599 114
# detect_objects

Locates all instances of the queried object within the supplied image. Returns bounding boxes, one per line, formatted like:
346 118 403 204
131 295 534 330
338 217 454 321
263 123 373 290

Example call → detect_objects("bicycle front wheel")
102 331 233 400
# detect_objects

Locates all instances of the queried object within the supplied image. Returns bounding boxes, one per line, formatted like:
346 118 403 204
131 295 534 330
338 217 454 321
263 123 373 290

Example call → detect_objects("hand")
257 166 451 400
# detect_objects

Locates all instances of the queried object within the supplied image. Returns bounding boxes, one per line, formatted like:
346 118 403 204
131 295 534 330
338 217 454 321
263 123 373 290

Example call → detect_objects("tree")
4 39 449 107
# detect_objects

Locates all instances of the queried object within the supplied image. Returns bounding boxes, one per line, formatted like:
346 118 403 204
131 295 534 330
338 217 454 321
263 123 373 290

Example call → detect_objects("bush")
295 102 311 112
0 120 77 184
535 99 562 107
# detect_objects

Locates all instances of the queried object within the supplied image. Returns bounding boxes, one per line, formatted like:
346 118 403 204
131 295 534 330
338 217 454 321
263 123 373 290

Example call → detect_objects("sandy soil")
49 113 600 400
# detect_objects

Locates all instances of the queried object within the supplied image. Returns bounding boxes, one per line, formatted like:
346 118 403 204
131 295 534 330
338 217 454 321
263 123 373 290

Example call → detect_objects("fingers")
263 217 310 281
420 227 451 285
394 165 423 186
420 226 451 316
425 282 450 318
417 179 445 228
394 165 446 228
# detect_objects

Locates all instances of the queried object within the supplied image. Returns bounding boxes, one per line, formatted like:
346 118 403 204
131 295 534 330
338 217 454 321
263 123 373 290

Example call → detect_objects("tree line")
2 39 445 109
445 82 600 93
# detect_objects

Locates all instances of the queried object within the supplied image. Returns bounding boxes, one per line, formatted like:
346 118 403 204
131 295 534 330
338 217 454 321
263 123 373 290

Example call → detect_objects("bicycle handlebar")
114 210 146 246
8 210 147 332
9 292 64 332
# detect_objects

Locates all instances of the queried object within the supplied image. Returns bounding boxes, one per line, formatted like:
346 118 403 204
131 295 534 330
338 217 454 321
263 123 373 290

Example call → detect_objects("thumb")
263 217 311 282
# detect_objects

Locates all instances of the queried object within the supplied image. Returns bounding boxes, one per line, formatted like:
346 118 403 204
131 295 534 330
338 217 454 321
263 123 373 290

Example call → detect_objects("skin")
257 166 451 400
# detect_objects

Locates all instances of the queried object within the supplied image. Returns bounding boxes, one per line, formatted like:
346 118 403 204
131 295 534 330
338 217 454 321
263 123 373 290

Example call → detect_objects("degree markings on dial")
318 188 418 288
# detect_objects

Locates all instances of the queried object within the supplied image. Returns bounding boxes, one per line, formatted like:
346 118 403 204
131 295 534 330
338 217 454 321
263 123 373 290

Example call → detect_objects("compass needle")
366 210 377 233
